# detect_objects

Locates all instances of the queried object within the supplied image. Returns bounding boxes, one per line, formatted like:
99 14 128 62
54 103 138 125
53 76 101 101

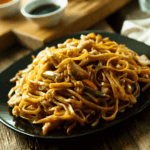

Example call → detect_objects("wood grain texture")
1 22 150 150
1 2 150 148
0 0 131 51
0 20 114 150
0 19 114 73
1 105 150 150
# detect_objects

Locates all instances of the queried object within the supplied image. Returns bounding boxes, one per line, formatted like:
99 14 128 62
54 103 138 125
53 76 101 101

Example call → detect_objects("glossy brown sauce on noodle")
7 33 150 135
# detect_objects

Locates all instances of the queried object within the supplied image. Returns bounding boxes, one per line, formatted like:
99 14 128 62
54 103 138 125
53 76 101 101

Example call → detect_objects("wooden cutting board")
0 0 132 51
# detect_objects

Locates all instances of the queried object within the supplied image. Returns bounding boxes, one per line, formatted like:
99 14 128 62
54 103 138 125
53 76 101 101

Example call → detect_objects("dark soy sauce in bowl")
30 4 60 15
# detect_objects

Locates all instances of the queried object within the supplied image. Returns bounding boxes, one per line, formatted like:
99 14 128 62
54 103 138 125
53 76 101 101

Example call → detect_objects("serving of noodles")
7 33 150 135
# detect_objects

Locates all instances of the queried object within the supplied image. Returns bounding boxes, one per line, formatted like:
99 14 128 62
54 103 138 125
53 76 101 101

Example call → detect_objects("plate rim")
1 30 150 139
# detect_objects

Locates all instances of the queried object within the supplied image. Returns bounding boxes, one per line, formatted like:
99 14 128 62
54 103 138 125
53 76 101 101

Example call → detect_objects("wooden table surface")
1 0 150 149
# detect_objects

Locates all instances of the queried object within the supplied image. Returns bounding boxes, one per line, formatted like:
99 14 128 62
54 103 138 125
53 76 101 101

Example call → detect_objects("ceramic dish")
0 30 150 139
0 0 20 18
20 0 68 27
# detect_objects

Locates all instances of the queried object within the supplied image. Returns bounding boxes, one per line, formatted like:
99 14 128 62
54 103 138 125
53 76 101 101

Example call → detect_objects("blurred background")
1 0 150 150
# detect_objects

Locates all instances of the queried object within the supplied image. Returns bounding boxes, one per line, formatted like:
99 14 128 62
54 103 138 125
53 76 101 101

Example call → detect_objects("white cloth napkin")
121 18 150 46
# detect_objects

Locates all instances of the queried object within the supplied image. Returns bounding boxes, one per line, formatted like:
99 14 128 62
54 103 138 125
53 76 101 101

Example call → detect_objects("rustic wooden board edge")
12 29 44 50
0 0 132 51
43 0 132 44
0 30 17 52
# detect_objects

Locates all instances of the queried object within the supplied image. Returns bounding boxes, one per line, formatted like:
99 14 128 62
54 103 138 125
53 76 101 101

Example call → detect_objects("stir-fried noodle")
8 33 150 135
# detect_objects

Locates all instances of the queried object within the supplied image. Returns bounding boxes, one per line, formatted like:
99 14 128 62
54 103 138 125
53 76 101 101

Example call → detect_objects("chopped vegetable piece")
84 86 109 98
43 71 58 80
45 76 55 80
82 79 98 90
